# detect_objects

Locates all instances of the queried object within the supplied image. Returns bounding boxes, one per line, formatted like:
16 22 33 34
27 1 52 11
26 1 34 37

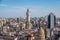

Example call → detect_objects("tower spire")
26 8 31 29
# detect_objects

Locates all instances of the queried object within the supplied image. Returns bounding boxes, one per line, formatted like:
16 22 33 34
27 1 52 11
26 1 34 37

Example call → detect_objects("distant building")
26 8 32 29
48 13 56 40
17 18 20 23
38 18 45 40
48 13 56 28
3 26 10 33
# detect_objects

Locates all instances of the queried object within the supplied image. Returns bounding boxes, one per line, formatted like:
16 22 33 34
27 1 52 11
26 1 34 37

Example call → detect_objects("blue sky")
0 0 60 18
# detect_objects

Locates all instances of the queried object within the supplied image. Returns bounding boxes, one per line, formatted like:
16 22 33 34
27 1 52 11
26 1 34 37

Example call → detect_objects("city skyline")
0 0 60 18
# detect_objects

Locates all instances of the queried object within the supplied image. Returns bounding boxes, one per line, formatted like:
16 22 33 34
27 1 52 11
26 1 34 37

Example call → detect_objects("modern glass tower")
48 13 56 40
48 13 56 28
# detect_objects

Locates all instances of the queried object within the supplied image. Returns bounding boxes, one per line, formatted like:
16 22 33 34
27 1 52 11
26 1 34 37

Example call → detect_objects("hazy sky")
0 0 60 18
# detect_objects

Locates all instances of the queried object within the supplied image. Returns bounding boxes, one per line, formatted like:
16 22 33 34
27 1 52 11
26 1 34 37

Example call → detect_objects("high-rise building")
26 8 31 29
48 13 56 40
48 13 56 28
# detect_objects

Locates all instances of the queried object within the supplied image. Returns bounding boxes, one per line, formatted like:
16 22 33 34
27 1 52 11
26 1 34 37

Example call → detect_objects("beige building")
38 18 45 40
3 26 10 33
26 8 32 29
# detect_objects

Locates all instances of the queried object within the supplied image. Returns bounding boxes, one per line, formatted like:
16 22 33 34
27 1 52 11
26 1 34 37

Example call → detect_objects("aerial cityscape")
0 0 60 40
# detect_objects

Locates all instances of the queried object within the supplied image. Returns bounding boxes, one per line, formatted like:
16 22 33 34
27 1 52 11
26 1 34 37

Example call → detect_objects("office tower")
26 8 31 29
48 13 56 40
48 13 56 28
39 18 45 40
